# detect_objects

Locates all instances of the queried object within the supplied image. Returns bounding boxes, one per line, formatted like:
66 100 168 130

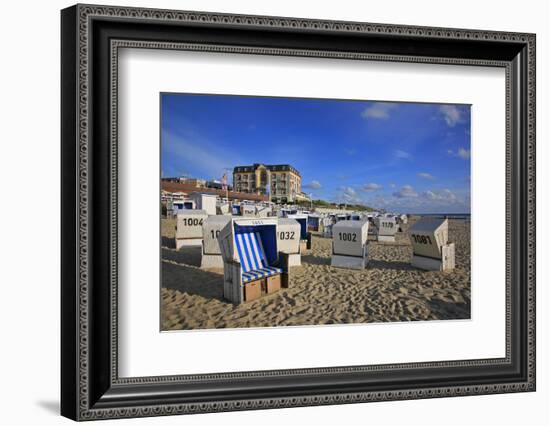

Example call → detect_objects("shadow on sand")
162 259 225 302
367 259 415 271
427 298 471 320
301 254 331 266
161 236 176 249
161 246 202 267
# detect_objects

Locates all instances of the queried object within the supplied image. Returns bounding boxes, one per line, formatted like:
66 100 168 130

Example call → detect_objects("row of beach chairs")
330 217 455 271
173 213 455 304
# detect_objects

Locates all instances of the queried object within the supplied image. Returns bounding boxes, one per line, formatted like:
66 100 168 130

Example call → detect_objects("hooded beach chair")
287 213 312 252
331 219 369 270
307 214 322 232
276 218 302 267
174 209 208 249
200 215 231 269
219 218 289 303
409 218 455 271
375 216 397 242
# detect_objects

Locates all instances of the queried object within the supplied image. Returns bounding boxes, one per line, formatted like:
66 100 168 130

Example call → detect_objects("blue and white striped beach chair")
235 231 283 283
218 218 289 303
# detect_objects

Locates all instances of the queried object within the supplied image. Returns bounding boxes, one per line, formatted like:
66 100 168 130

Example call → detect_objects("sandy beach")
161 217 470 330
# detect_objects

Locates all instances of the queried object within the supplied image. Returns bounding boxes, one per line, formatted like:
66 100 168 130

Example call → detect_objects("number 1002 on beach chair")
219 218 289 304
331 220 370 270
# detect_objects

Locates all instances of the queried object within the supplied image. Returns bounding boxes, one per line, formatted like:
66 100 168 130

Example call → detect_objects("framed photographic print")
61 4 536 421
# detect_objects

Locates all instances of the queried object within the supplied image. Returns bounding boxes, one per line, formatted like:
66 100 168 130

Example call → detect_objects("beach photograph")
160 93 471 331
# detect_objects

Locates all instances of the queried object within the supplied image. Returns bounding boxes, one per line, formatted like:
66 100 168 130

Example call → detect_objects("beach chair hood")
409 218 449 258
276 218 301 255
287 214 308 240
175 209 208 240
375 216 397 237
332 220 369 257
202 215 231 255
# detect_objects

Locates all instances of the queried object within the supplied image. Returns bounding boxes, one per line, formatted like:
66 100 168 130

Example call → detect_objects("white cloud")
393 185 418 198
342 186 357 197
389 183 396 188
442 189 457 201
394 149 411 159
417 172 435 180
440 105 463 127
363 183 383 192
457 147 471 159
447 147 471 160
361 102 397 120
336 186 362 204
421 189 458 203
368 195 391 208
368 186 469 213
423 190 438 200
304 180 322 189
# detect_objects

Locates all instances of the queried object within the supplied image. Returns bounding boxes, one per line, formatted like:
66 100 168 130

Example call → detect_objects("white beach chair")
277 218 302 267
375 216 397 242
189 192 217 215
200 215 231 269
331 220 369 270
409 218 455 271
256 205 272 218
175 209 208 249
241 204 256 217
307 214 322 232
287 213 312 252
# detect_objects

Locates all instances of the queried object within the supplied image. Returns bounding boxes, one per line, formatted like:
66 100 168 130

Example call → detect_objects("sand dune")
161 217 470 330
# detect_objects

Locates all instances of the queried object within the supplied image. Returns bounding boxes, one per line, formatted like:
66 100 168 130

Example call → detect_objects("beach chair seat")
242 266 283 283
235 231 282 283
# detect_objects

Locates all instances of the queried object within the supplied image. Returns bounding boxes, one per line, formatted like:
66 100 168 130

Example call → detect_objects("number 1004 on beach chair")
219 218 289 304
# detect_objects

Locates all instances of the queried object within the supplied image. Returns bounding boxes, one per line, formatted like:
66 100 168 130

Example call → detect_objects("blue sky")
161 93 471 214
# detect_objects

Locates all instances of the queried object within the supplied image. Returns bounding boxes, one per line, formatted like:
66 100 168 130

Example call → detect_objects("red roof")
161 181 268 202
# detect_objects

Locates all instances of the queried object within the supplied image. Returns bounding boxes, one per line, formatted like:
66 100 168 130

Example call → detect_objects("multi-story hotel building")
233 163 307 204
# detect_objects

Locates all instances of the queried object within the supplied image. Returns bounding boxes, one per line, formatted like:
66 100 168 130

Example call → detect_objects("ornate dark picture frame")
61 4 536 421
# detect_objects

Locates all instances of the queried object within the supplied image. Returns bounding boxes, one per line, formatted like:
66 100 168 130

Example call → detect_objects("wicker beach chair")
219 218 289 304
